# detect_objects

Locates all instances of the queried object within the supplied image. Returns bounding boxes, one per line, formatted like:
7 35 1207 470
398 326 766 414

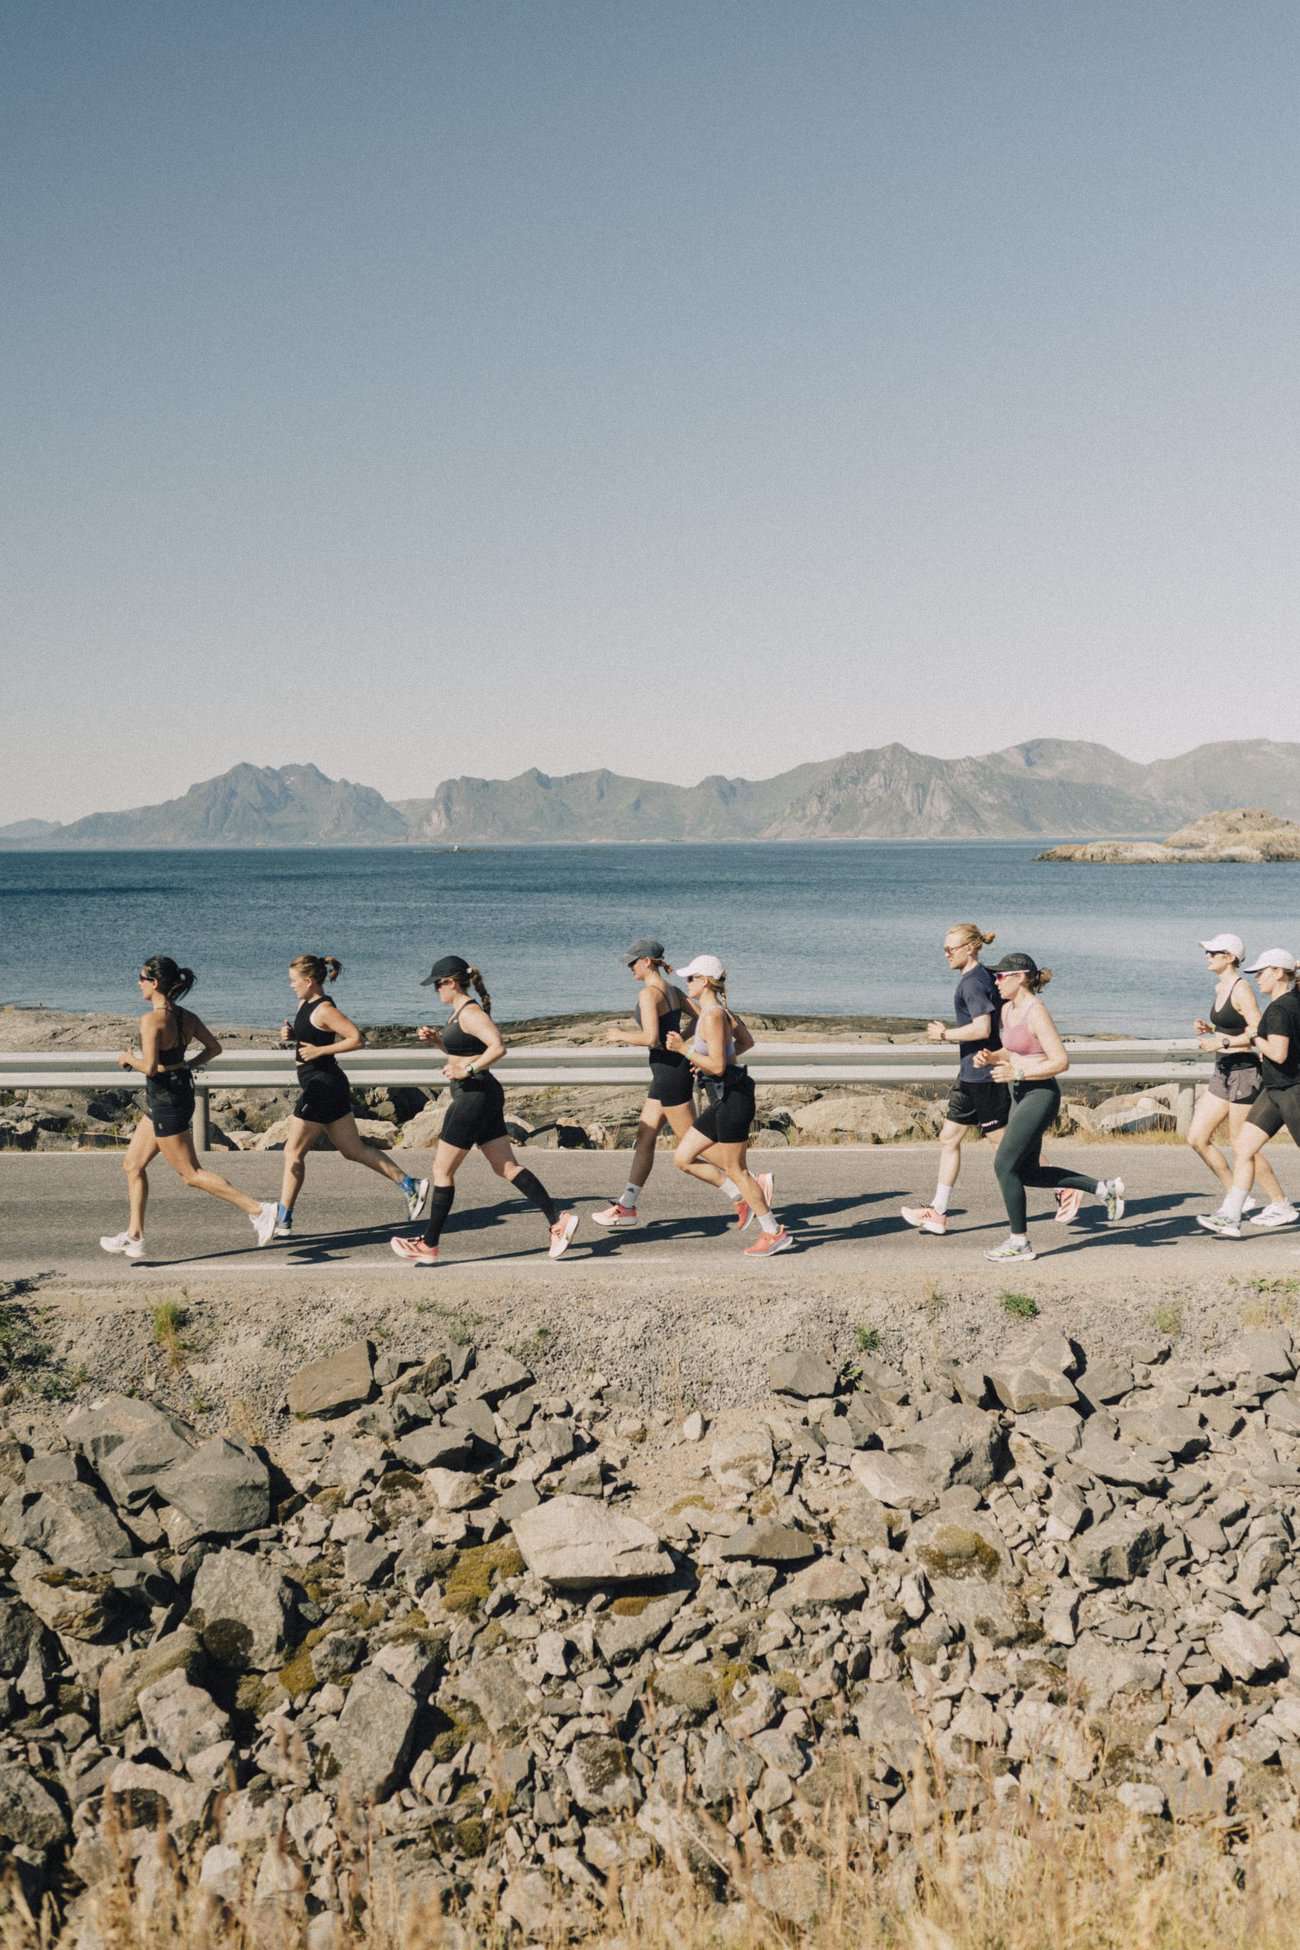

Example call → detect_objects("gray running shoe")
405 1178 431 1222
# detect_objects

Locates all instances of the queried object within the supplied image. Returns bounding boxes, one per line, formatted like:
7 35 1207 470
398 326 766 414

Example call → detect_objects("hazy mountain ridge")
7 742 1300 847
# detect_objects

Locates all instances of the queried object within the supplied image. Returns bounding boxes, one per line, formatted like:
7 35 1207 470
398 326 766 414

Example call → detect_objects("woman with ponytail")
272 954 429 1238
901 922 1007 1237
666 955 791 1257
592 938 698 1229
100 955 279 1259
390 955 579 1264
973 954 1125 1262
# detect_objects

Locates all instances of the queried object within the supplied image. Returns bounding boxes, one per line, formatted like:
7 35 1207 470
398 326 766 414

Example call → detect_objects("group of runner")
98 923 1300 1265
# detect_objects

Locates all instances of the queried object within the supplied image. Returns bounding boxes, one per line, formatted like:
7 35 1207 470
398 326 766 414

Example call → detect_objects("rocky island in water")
1038 807 1300 865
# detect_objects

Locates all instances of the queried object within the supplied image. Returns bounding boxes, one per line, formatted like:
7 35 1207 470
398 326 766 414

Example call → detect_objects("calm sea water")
3 843 1300 1036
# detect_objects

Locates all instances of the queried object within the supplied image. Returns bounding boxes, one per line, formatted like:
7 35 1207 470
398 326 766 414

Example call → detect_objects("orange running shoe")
1054 1187 1084 1225
391 1236 440 1265
743 1226 794 1258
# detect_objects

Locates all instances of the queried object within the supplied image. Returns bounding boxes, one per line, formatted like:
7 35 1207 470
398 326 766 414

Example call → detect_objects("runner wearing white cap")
1188 935 1294 1227
666 957 791 1256
592 939 696 1229
1199 950 1300 1239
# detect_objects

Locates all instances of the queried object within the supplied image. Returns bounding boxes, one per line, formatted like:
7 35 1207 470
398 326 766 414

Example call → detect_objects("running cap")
675 954 726 982
991 952 1038 977
1199 933 1245 960
420 954 472 987
625 937 665 966
1243 948 1298 975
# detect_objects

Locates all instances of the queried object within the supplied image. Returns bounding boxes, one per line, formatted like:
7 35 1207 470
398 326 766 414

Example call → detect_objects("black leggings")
994 1082 1096 1234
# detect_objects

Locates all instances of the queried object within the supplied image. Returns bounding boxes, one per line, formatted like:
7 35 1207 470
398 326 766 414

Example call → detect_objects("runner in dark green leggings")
973 953 1125 1263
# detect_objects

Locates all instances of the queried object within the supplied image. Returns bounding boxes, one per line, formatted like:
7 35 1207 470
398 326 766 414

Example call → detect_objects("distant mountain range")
3 743 1300 847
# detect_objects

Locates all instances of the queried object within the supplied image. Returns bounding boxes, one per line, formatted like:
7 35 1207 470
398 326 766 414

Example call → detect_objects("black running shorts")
145 1071 195 1139
945 1078 1011 1133
1247 1083 1300 1144
648 1058 694 1108
693 1071 756 1146
440 1076 509 1151
294 1070 353 1126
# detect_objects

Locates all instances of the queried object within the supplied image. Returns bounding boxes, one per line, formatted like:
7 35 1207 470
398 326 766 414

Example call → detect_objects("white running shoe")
99 1231 144 1261
592 1202 640 1228
251 1202 279 1247
1248 1203 1300 1230
1102 1178 1126 1223
549 1211 579 1259
405 1178 431 1223
1197 1213 1242 1239
985 1237 1037 1263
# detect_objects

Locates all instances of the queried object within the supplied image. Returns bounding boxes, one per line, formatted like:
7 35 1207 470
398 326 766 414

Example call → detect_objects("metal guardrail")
0 1041 1213 1149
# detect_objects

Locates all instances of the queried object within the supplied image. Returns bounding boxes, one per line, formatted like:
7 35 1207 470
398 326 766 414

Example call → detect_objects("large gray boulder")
328 1662 419 1801
66 1395 197 1508
0 1763 67 1852
850 1449 938 1513
191 1550 294 1670
0 1482 135 1570
286 1340 375 1419
565 1738 640 1815
511 1495 671 1587
99 1628 205 1741
893 1403 1002 1490
159 1437 270 1537
138 1667 229 1769
769 1352 838 1399
1070 1513 1166 1583
708 1426 775 1493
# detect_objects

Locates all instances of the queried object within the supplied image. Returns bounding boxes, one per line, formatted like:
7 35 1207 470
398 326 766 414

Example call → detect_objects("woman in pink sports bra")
972 952 1125 1263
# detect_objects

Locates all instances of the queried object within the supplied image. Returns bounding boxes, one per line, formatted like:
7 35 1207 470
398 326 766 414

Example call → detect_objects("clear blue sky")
4 0 1298 823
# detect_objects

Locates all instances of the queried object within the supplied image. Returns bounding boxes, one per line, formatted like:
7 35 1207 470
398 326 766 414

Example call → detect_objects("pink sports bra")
1001 1013 1045 1059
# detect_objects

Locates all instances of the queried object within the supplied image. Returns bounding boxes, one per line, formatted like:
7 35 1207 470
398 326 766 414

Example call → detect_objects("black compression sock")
422 1184 455 1247
510 1168 558 1226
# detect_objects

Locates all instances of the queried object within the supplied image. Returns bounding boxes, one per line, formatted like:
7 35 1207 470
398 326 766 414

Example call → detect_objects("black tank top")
155 1006 188 1072
294 995 342 1079
443 1003 488 1058
651 1005 687 1069
1210 988 1247 1035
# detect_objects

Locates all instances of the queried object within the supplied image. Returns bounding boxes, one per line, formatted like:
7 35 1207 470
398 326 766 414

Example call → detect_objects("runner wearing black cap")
593 939 697 1229
973 954 1124 1263
901 921 1007 1236
1199 949 1300 1239
1188 933 1293 1228
390 955 578 1265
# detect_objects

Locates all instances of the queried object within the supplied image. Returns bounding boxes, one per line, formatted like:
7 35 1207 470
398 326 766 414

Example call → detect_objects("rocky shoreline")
6 1323 1300 1941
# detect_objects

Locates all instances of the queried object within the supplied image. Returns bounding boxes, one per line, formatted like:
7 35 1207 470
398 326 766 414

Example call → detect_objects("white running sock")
1009 1233 1029 1247
620 1183 641 1209
758 1214 779 1235
1223 1187 1248 1222
720 1178 742 1200
932 1184 952 1214
1094 1180 1106 1198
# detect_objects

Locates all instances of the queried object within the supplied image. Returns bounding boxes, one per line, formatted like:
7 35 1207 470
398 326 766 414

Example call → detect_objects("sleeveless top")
1001 1012 1045 1060
1211 983 1255 1071
443 1001 496 1092
293 995 342 1081
154 1007 189 1074
649 987 688 1071
693 1007 737 1066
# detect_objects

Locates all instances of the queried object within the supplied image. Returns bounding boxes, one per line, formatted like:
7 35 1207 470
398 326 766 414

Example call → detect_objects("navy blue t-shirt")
954 965 1002 1081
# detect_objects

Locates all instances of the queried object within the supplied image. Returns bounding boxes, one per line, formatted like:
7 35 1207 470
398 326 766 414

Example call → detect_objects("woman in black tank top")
390 954 579 1266
1189 937 1291 1222
100 954 279 1260
273 955 430 1240
592 939 697 1230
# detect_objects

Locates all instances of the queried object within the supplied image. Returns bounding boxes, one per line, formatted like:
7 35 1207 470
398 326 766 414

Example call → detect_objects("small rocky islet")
5 1325 1300 1938
1038 806 1300 865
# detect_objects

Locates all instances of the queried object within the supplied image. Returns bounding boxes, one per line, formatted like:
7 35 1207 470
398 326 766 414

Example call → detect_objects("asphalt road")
3 1143 1299 1285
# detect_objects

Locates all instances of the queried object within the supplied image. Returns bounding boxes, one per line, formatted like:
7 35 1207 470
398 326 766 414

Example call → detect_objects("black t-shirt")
954 965 1002 1082
1258 990 1300 1089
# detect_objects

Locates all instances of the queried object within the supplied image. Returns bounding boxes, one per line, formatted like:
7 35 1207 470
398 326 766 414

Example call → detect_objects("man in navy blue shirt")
901 923 1009 1235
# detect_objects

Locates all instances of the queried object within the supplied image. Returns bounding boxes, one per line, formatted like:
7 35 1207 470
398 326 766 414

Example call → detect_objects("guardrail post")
193 1084 210 1151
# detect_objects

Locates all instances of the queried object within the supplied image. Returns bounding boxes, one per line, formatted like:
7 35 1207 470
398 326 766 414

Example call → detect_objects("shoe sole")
591 1215 639 1228
746 1235 794 1257
900 1212 946 1234
1249 1213 1300 1229
1196 1220 1241 1238
390 1238 439 1265
985 1251 1036 1262
100 1243 144 1260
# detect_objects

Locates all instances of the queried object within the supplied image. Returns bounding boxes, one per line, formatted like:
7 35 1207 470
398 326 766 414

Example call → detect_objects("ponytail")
1028 967 1053 993
141 955 195 1004
466 964 492 1016
948 922 996 954
291 953 342 986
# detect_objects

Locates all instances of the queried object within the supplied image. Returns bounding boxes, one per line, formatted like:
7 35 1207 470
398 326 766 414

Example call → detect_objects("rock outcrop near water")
8 739 1300 846
1039 807 1300 865
6 1327 1300 1937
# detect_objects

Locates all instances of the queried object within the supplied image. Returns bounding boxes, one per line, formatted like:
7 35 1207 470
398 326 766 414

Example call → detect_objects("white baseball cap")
675 954 726 982
1243 948 1298 974
1199 933 1244 960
